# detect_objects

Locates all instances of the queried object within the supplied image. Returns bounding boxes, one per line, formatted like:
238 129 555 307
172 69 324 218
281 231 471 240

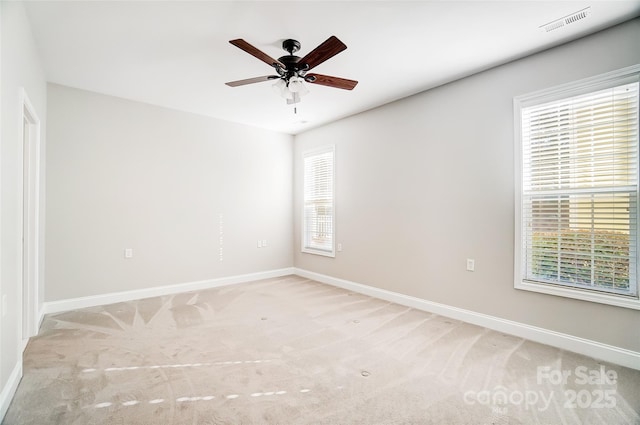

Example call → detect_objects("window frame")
514 64 640 310
301 145 336 258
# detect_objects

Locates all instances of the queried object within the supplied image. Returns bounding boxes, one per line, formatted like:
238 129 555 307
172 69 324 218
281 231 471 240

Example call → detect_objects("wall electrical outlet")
257 240 262 248
337 243 343 252
124 248 133 259
466 259 475 272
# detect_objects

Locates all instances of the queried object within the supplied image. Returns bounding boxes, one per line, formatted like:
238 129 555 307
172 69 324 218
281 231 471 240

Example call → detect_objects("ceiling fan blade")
229 39 284 69
225 75 279 87
305 73 358 90
299 36 347 71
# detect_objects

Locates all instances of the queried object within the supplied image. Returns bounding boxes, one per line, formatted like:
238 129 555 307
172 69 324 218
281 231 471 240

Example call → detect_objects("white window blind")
303 146 335 256
518 68 639 303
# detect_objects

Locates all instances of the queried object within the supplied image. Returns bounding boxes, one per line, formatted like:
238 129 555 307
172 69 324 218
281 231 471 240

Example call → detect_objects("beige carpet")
3 275 639 424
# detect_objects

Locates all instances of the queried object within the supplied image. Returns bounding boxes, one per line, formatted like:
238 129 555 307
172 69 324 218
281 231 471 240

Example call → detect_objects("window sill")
515 280 640 310
302 248 335 258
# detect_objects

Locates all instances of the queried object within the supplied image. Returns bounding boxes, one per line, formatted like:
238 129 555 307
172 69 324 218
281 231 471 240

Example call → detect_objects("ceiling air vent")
540 7 591 33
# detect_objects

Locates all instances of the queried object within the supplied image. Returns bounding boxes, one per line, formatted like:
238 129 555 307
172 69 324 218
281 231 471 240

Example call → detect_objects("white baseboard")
43 268 295 315
37 304 45 332
294 268 640 371
0 359 22 422
36 266 640 370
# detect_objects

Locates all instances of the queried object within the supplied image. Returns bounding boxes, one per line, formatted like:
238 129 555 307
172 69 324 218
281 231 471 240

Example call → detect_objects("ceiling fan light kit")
226 36 358 113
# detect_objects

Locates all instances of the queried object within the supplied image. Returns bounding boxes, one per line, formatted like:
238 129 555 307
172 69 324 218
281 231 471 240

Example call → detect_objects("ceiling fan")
225 36 358 110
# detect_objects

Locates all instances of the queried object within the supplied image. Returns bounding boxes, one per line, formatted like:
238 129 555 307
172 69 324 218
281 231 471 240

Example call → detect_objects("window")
302 145 335 257
514 65 640 309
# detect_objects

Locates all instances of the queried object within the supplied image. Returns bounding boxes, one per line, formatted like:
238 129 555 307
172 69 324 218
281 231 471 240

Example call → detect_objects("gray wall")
293 19 640 352
0 0 47 396
46 84 293 301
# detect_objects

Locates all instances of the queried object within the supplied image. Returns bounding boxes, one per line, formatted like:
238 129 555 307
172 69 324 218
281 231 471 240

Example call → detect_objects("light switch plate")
466 259 475 272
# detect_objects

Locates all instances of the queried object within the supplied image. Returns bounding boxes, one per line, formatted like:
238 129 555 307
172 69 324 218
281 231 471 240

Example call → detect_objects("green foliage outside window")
529 229 630 290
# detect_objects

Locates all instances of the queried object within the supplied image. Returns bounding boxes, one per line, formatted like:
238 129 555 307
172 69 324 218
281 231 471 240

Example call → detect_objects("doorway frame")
19 88 41 344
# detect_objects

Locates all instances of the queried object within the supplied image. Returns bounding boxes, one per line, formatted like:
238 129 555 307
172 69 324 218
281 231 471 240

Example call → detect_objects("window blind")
303 146 335 255
521 80 639 296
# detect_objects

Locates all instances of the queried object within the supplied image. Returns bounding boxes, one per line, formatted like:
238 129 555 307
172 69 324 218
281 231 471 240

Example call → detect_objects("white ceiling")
24 1 640 135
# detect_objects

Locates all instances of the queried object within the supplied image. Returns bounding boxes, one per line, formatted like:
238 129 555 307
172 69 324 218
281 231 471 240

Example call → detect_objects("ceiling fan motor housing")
276 39 309 80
